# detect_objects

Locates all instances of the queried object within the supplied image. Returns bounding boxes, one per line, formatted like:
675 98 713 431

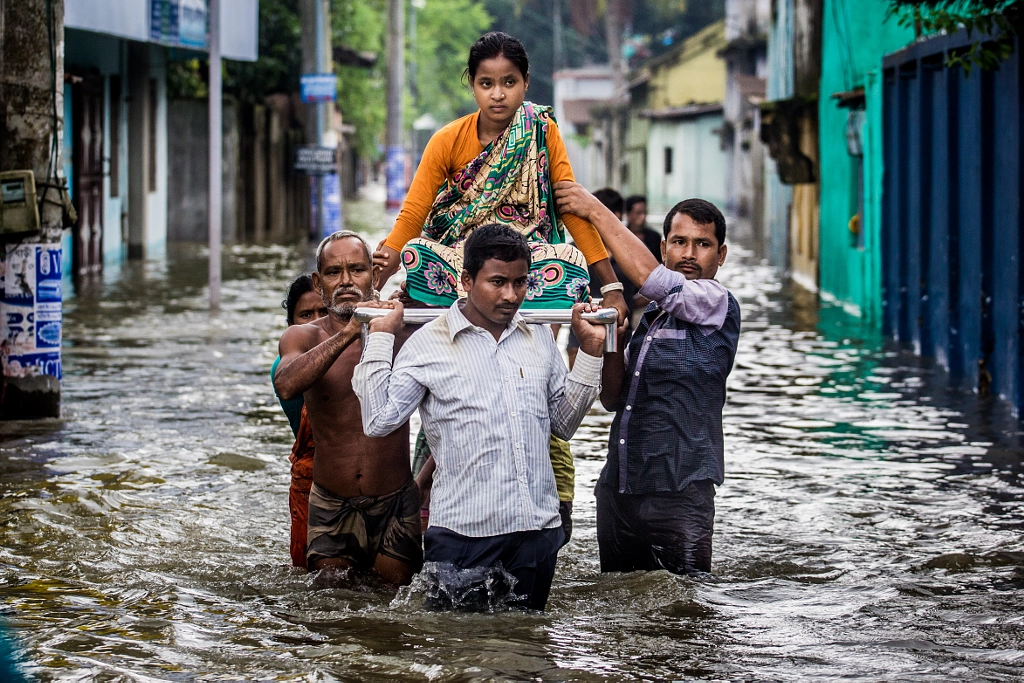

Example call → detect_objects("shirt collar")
446 299 531 342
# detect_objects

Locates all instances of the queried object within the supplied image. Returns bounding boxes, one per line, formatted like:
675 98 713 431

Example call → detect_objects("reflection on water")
1 225 1023 680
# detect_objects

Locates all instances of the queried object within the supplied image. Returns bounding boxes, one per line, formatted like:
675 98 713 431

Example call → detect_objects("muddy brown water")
1 228 1023 680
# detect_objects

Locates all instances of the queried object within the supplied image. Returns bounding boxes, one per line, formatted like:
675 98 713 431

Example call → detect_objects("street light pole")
208 0 222 310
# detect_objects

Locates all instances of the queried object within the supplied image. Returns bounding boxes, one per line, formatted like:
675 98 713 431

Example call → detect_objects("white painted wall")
65 0 258 62
65 0 149 42
647 114 728 214
222 0 259 61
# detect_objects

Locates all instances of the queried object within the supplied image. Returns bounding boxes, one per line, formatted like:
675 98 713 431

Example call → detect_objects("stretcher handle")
354 306 619 354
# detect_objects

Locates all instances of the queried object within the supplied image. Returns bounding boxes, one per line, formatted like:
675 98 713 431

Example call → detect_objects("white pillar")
208 0 222 309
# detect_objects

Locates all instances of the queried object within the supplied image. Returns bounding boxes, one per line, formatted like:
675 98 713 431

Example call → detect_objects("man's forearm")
600 352 625 411
352 332 423 437
274 327 359 400
551 351 602 440
585 206 660 289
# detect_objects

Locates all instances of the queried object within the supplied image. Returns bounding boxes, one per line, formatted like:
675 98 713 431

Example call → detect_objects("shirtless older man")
274 230 421 584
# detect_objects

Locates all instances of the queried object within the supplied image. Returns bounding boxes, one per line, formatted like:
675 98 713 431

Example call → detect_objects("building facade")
760 0 823 291
62 0 256 281
817 0 912 319
552 66 615 191
721 0 770 250
631 20 729 215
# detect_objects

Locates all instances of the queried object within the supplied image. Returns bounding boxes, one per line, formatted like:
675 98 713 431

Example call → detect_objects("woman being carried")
373 31 628 317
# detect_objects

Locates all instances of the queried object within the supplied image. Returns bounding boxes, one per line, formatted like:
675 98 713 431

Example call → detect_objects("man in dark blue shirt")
555 182 741 575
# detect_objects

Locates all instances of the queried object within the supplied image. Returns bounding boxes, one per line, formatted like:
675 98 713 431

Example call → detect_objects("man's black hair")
625 195 647 214
282 274 315 325
663 198 727 246
463 223 531 278
592 187 624 216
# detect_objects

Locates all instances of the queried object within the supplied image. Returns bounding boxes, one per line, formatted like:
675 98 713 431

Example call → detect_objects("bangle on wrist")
600 282 624 295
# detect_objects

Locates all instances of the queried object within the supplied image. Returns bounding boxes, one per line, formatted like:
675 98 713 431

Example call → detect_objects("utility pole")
385 0 405 211
0 0 66 418
604 0 625 189
301 0 339 236
209 0 222 310
553 0 564 72
409 0 423 105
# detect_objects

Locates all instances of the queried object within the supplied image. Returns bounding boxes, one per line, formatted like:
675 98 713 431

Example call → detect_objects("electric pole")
604 0 625 189
209 0 222 310
301 0 338 236
553 0 564 72
0 0 66 418
385 0 405 211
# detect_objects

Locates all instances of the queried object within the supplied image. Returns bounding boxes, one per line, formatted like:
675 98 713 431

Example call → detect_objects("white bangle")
599 282 624 295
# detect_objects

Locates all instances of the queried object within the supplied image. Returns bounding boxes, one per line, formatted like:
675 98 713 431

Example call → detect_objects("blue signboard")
2 245 62 381
301 74 337 104
150 0 208 50
322 173 343 236
385 145 406 210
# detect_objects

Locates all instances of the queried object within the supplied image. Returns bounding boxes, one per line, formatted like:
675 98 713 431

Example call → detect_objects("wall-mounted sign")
301 74 337 104
1 244 62 381
295 146 338 175
150 0 208 50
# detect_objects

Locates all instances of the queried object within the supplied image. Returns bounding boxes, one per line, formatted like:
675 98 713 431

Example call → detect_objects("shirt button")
511 411 517 417
619 439 625 444
626 405 632 411
504 376 509 382
634 371 640 377
646 336 652 341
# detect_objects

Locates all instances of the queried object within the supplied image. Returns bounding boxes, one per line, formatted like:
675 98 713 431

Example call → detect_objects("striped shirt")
352 301 603 537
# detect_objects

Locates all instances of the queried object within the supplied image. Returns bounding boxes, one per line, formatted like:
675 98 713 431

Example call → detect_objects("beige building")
628 20 729 214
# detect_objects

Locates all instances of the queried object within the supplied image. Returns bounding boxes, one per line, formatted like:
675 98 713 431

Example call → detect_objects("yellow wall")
647 20 727 110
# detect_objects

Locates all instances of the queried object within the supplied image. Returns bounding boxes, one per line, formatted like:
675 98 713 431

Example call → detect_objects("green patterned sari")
402 102 589 308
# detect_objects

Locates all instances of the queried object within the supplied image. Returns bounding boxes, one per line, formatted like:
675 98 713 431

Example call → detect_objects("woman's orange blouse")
382 110 609 264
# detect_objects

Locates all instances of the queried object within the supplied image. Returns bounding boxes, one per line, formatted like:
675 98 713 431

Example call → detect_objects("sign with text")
150 0 209 49
295 146 338 175
300 74 337 103
1 244 62 380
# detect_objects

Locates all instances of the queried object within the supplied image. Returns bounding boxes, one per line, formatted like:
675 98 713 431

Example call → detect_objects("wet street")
2 205 1024 680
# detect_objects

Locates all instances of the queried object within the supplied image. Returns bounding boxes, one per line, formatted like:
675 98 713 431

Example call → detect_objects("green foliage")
225 0 303 102
167 0 302 102
167 58 208 99
889 0 1021 72
411 0 493 123
333 0 387 159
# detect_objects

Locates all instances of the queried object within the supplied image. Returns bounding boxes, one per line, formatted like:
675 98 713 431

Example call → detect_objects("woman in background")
271 274 327 568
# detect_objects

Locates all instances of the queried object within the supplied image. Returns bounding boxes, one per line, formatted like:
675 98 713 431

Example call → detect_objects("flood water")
2 207 1024 680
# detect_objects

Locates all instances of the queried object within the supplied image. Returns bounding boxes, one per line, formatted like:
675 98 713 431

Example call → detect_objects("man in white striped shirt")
352 224 607 609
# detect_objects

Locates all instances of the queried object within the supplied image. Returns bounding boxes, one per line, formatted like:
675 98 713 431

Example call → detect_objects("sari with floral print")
401 102 589 308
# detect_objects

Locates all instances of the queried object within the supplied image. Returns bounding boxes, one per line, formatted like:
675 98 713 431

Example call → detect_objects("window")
109 76 120 197
664 146 673 175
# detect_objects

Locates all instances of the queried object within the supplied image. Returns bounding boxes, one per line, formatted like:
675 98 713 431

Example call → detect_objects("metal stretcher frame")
353 307 620 354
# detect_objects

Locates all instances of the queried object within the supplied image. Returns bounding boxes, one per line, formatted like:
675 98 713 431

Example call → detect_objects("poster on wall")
0 245 62 380
150 0 209 50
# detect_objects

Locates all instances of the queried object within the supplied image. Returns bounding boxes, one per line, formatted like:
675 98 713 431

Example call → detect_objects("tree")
889 0 1021 71
332 0 387 159
411 0 492 123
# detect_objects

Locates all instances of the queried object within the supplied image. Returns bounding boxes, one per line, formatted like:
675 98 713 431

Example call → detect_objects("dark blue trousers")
424 526 564 610
596 479 716 575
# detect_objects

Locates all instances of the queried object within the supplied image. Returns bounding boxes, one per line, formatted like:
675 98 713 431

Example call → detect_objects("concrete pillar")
0 0 66 418
126 42 150 259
